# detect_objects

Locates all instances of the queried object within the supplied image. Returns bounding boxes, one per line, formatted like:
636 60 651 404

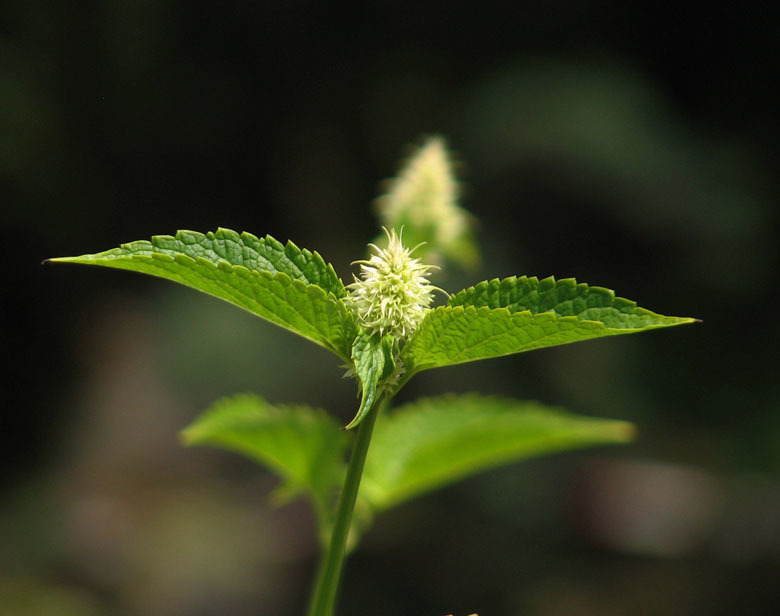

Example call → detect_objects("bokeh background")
4 2 780 615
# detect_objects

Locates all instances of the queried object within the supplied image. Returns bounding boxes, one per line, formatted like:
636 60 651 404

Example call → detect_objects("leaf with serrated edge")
48 229 355 360
346 331 395 429
449 275 685 327
360 394 634 510
401 277 695 375
60 229 346 296
181 394 348 533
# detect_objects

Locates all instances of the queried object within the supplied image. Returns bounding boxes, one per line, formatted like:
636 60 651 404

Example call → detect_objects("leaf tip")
42 256 72 265
343 411 363 431
178 428 196 446
673 316 701 327
612 421 637 443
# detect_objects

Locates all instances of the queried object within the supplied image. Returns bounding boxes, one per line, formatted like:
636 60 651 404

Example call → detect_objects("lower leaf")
360 393 635 511
181 394 348 538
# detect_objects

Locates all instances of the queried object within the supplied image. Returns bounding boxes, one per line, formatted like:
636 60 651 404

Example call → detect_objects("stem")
307 397 387 616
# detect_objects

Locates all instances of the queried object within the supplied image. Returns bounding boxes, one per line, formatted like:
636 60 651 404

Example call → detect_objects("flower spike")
346 228 443 340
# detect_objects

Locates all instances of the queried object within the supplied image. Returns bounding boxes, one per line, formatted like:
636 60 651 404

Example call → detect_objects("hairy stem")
307 397 387 616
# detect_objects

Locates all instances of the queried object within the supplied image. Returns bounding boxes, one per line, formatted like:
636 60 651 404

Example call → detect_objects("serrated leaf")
346 331 395 430
360 394 634 510
449 275 686 327
181 394 348 533
60 228 346 295
48 229 355 359
401 277 695 375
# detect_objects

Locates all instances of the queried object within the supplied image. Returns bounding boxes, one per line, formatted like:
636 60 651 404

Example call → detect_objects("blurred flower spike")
376 137 478 269
347 228 442 340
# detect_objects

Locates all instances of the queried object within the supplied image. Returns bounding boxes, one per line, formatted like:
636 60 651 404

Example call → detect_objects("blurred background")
3 2 780 614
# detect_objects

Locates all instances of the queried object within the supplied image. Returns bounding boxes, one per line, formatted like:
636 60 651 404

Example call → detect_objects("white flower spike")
347 228 443 340
376 137 478 269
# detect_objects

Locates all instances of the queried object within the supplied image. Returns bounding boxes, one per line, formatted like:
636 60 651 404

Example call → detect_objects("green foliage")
347 331 396 429
181 394 347 537
50 139 697 616
361 394 635 511
179 393 634 543
48 229 355 360
400 277 694 376
449 275 686 327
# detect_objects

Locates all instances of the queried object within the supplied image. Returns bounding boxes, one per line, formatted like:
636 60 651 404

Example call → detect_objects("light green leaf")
346 331 396 430
181 394 348 533
360 394 634 510
401 276 695 375
48 229 355 359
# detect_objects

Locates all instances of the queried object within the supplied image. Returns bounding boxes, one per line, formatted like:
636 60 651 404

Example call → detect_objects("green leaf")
346 331 396 430
360 394 634 510
48 229 355 359
59 228 346 295
448 275 688 327
181 394 348 533
401 276 695 375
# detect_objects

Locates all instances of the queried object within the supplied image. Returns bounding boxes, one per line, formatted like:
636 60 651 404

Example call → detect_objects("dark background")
3 2 780 614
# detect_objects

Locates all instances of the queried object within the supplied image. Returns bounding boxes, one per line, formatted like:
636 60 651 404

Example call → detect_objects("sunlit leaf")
361 393 635 510
48 229 355 360
401 276 695 375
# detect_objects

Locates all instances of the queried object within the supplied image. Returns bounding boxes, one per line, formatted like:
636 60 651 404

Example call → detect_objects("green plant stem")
307 397 387 616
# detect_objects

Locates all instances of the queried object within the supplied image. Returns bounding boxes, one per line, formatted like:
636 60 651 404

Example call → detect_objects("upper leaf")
65 229 346 296
360 393 634 511
48 229 355 360
346 330 396 429
181 394 348 537
400 276 695 375
448 275 687 328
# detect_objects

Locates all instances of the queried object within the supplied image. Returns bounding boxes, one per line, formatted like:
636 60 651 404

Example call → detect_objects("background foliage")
4 2 780 615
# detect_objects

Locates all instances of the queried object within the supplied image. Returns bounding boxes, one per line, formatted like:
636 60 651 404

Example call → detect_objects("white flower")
376 137 477 268
346 228 442 339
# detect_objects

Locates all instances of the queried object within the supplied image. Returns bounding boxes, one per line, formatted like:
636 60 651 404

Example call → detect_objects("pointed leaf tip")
401 276 697 375
46 229 356 360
